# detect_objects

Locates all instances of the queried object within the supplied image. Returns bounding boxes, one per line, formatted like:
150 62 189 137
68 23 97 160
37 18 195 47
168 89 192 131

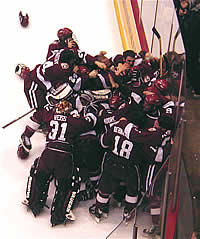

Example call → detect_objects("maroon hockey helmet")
109 94 123 109
19 11 29 27
57 27 73 41
154 79 170 93
79 65 90 74
17 144 29 159
145 93 161 106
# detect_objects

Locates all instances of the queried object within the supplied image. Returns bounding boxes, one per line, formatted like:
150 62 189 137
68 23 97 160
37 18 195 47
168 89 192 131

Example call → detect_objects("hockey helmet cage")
46 83 73 106
19 11 29 27
15 63 30 80
57 27 73 41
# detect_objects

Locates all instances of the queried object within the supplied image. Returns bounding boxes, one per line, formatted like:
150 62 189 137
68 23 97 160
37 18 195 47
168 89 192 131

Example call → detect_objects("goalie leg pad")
50 168 81 226
24 158 52 216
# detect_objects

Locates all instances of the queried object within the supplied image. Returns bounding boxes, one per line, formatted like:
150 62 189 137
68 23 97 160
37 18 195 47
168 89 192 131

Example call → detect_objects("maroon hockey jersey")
32 109 97 145
100 119 167 163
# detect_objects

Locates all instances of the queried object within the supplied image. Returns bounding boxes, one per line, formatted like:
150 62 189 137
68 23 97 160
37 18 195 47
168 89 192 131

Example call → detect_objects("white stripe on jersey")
146 164 156 192
162 100 175 109
124 123 134 140
29 82 38 109
36 66 52 90
125 195 138 204
98 74 109 89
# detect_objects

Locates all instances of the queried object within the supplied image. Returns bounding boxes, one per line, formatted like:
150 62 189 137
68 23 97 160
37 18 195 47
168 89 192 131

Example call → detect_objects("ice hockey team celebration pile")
15 10 183 237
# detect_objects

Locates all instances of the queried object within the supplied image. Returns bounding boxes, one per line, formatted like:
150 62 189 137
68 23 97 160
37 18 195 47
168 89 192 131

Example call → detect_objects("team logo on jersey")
61 63 69 69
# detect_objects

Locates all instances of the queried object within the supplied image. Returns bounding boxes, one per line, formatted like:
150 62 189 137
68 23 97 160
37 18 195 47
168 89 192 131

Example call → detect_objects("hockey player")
47 27 107 71
74 89 114 201
23 99 97 226
142 114 175 237
112 50 136 68
46 27 76 59
141 84 175 129
89 110 169 223
17 49 80 159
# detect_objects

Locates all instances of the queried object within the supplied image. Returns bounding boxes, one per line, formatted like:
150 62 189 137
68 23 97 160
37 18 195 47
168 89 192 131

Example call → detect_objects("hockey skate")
78 179 98 201
123 206 136 224
89 204 109 223
51 215 66 227
22 199 45 217
143 225 161 238
50 210 75 227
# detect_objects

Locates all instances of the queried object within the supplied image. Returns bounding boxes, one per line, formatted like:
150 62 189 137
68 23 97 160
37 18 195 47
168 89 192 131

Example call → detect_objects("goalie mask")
55 100 73 115
46 83 73 106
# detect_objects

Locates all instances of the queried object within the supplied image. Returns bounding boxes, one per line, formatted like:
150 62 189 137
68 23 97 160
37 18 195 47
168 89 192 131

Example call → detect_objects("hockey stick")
105 157 171 239
167 10 175 54
2 108 35 129
105 189 150 239
150 0 159 53
172 27 181 52
139 0 144 25
152 26 163 77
